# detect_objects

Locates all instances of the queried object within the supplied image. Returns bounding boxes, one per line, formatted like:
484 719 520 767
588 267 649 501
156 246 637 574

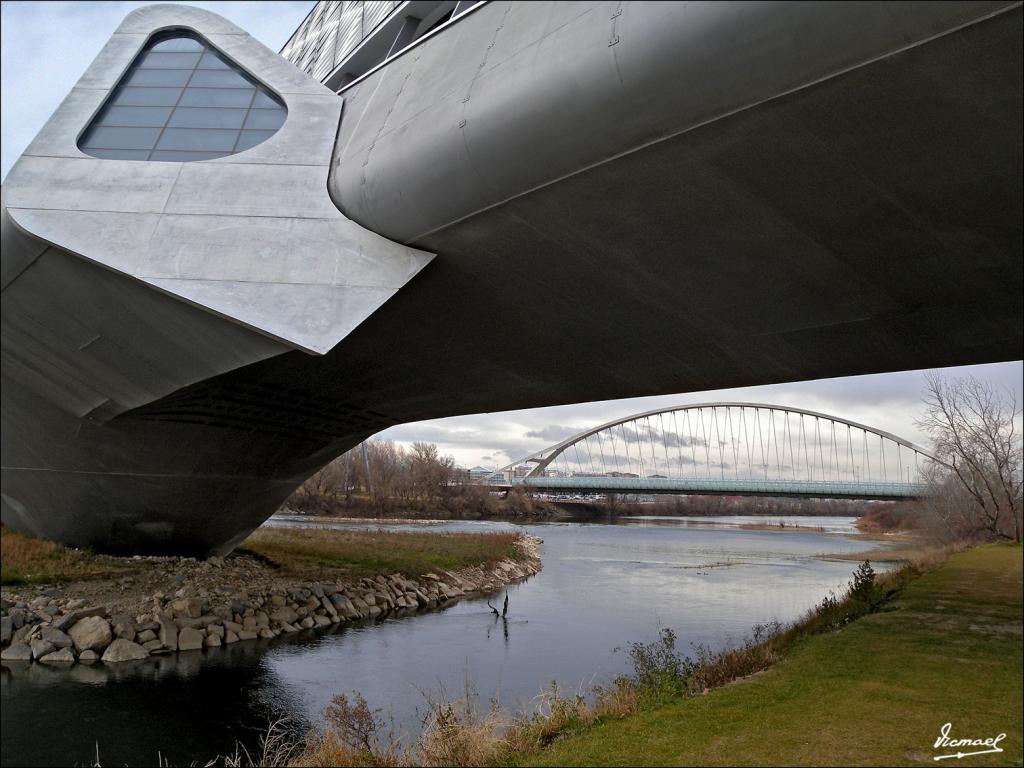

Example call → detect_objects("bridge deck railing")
485 476 929 500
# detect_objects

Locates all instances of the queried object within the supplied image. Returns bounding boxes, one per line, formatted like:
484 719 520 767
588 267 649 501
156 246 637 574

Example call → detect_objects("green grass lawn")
526 543 1022 767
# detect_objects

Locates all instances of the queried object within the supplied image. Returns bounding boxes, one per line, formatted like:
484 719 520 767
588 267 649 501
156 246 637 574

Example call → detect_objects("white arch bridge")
485 403 936 500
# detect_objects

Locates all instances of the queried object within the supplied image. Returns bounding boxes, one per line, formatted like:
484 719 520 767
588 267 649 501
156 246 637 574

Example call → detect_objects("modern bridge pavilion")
1 1 1021 554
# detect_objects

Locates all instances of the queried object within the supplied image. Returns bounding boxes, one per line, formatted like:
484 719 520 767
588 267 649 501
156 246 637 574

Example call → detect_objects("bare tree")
918 372 1022 542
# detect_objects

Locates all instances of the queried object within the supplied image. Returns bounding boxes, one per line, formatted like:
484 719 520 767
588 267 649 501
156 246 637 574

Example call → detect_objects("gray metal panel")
335 3 367 68
1 3 434 555
3 3 433 355
329 0 1020 243
363 1 396 35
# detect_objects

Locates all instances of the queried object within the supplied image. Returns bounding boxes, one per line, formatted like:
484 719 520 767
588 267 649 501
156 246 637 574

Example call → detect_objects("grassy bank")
527 543 1022 766
237 527 525 580
1 525 525 588
0 526 149 585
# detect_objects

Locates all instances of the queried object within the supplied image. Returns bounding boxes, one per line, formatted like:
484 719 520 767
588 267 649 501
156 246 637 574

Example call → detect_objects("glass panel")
149 37 204 52
251 90 282 109
234 129 276 152
243 109 287 130
196 53 232 70
138 51 202 69
123 68 194 87
156 128 240 152
168 107 248 129
80 31 286 163
82 148 152 160
80 126 162 150
95 105 174 127
149 150 230 161
110 87 183 107
188 69 252 88
178 87 255 108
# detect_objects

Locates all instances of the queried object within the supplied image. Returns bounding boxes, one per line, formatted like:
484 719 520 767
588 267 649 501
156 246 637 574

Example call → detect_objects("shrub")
620 627 695 702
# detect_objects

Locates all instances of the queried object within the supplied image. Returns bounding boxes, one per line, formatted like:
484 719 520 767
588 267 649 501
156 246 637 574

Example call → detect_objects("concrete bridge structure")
1 1 1020 554
486 403 934 500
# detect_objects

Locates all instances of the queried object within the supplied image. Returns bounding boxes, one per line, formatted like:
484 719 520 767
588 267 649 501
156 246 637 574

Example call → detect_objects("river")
0 516 889 766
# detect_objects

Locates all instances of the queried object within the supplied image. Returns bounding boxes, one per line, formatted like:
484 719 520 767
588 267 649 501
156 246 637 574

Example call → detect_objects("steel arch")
489 403 936 501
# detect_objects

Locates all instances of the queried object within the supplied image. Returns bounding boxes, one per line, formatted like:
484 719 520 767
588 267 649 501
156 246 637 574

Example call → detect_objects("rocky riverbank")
0 535 541 667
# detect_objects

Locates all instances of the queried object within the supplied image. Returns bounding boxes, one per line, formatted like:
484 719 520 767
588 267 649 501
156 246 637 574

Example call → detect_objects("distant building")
468 466 495 482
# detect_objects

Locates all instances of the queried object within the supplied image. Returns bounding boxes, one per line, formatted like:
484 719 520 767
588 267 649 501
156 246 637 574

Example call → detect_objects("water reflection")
2 517 885 766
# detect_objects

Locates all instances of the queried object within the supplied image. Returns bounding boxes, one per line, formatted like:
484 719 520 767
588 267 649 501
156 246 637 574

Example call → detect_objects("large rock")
101 638 149 663
136 629 157 644
39 648 75 665
1 643 32 661
110 614 136 641
156 613 177 651
40 626 73 649
69 616 112 653
175 614 220 630
269 607 298 625
78 650 99 663
320 597 338 617
54 606 107 633
30 639 56 660
1 616 12 646
169 597 203 618
178 627 203 651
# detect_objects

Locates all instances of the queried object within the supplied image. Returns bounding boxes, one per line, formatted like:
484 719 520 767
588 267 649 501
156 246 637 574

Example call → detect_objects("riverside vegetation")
204 543 1024 768
0 525 540 667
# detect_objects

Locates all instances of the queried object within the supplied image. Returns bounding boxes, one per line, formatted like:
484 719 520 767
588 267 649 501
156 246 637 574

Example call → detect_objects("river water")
0 516 887 766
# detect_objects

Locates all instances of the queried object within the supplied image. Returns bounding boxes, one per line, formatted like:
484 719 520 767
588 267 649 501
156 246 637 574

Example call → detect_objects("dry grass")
0 526 147 585
828 539 964 563
237 527 524 581
738 522 828 533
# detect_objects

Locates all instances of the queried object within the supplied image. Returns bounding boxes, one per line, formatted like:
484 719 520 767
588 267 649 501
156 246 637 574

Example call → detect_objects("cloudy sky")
2 2 1021 470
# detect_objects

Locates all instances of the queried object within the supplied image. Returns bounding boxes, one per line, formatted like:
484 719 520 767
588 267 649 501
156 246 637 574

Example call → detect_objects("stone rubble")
0 535 541 668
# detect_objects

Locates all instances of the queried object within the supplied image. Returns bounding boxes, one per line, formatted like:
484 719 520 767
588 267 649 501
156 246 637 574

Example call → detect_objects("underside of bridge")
222 2 1024 432
2 2 1020 554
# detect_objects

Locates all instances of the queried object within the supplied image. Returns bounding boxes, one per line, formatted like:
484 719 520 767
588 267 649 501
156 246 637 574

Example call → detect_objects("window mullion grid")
145 51 205 161
229 87 261 154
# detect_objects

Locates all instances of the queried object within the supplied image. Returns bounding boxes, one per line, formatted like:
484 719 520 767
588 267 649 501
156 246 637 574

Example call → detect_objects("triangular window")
79 30 287 161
